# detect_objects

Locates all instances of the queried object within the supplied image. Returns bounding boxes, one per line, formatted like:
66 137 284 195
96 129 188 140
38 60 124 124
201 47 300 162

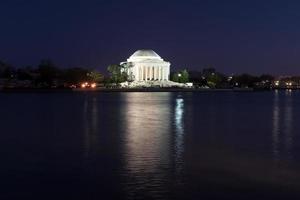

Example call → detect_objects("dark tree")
17 66 35 80
107 64 127 84
231 74 260 88
37 59 60 87
63 67 89 84
202 67 216 78
171 69 189 83
0 60 15 79
87 70 104 83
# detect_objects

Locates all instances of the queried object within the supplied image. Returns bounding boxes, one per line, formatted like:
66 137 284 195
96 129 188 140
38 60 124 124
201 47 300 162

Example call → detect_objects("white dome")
130 49 161 58
130 49 160 58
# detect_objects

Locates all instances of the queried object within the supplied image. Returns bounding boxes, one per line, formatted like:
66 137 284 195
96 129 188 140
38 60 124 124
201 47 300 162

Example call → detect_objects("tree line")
0 59 104 88
171 67 277 89
1 59 298 89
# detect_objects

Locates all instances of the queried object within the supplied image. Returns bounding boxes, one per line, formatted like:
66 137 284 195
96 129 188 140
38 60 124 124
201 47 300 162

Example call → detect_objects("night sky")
1 0 300 75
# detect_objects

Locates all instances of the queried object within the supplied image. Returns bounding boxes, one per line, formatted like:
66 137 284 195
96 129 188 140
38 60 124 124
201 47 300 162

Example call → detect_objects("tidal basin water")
1 91 300 199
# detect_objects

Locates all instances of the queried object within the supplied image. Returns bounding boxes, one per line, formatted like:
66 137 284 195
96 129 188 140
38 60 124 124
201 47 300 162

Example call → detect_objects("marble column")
158 67 160 80
153 67 155 80
158 66 160 80
151 67 153 80
140 66 142 81
159 67 162 81
165 67 167 80
166 67 168 80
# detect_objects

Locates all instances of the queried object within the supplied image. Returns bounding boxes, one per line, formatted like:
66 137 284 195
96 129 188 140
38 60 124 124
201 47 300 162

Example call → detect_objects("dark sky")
1 0 300 75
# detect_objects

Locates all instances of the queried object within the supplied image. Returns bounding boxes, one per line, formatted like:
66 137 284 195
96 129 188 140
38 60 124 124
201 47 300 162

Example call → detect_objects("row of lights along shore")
81 82 97 88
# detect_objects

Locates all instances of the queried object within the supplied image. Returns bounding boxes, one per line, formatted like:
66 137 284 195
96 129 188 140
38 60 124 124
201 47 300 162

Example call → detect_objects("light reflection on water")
121 93 173 199
123 93 171 172
119 93 188 198
284 90 293 161
174 97 184 184
272 90 280 162
272 90 294 163
83 96 99 158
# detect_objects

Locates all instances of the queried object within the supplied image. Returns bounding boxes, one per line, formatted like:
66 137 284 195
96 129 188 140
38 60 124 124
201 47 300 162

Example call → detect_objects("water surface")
1 91 300 199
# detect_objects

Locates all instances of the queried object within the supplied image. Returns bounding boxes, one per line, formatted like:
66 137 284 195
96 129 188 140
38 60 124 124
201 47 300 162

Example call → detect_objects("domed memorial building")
120 49 192 88
121 49 170 82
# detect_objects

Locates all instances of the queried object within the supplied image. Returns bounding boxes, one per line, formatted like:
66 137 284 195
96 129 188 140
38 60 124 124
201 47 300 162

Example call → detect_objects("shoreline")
72 88 255 92
0 87 265 93
1 87 298 93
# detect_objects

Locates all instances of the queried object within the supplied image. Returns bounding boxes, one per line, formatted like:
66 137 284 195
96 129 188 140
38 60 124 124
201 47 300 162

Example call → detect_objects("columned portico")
133 65 168 81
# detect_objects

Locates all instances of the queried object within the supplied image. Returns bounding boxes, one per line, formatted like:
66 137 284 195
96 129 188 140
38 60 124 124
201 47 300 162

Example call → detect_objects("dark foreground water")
1 91 300 199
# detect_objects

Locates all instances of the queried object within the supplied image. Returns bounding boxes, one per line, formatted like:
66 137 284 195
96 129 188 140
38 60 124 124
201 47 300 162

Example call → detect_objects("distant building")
121 49 170 82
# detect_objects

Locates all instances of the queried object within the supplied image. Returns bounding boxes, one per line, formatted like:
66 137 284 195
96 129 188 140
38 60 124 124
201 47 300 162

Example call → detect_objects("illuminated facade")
121 49 170 81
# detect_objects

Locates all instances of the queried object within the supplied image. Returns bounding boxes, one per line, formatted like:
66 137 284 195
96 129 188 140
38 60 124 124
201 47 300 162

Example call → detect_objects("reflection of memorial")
123 93 172 174
121 93 187 197
272 91 294 162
